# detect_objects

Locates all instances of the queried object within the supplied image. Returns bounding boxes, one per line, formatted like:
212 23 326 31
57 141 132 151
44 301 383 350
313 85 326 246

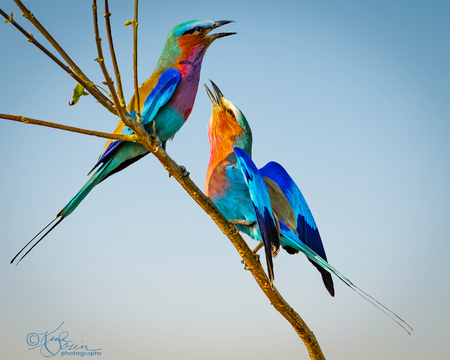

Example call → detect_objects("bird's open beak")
207 20 236 41
204 80 225 106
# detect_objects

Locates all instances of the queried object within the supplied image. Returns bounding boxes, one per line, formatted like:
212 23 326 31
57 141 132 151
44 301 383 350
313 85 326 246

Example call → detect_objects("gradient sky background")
1 0 449 359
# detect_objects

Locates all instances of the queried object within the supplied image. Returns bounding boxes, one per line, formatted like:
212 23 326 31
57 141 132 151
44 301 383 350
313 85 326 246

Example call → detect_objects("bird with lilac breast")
203 81 414 334
11 20 235 265
204 81 332 292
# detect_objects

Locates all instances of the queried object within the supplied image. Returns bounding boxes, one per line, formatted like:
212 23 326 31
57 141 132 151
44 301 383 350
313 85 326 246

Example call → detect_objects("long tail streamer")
280 221 413 335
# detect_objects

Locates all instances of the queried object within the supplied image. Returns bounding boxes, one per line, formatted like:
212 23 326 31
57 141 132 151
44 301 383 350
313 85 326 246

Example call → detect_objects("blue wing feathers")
234 147 280 284
297 214 327 260
260 162 317 229
142 69 181 125
253 205 277 283
259 161 327 259
259 160 333 295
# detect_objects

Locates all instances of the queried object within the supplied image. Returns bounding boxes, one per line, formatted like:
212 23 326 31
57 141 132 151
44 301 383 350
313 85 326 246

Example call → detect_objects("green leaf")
124 20 133 26
69 83 89 106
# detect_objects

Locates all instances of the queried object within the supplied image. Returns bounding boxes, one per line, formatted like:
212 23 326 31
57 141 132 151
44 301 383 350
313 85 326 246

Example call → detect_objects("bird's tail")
279 221 414 335
10 159 112 265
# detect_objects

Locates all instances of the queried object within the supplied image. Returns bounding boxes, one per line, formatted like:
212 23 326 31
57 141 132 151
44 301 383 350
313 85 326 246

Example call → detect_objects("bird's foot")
150 124 162 150
150 134 162 153
168 165 189 178
229 220 254 236
232 224 240 235
241 253 261 270
179 165 190 178
151 121 160 142
241 243 262 270
252 242 264 254
229 219 255 226
241 259 250 270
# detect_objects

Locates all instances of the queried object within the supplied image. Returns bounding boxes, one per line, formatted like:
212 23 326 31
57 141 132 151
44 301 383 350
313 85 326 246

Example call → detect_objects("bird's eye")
227 109 234 116
184 26 203 35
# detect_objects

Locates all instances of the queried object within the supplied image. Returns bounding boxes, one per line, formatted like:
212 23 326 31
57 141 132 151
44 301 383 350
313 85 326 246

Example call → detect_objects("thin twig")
0 8 116 115
104 0 126 109
92 1 130 130
132 0 141 123
0 114 136 142
12 0 115 113
92 0 157 153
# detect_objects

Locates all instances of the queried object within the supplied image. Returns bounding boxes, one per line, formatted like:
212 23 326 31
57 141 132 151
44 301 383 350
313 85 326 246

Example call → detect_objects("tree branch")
0 8 115 114
92 0 122 116
11 0 117 115
0 114 136 142
103 0 126 109
132 0 141 123
91 0 153 153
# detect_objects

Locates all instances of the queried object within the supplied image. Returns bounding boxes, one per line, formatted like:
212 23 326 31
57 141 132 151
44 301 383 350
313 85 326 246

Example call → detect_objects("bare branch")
90 0 156 158
133 0 141 123
92 1 134 132
104 0 126 109
0 114 137 142
0 8 115 114
12 0 116 113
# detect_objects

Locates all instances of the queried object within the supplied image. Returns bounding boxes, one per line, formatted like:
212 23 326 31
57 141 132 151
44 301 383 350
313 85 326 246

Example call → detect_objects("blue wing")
259 162 327 260
89 69 181 174
141 68 180 126
233 147 280 285
259 161 334 295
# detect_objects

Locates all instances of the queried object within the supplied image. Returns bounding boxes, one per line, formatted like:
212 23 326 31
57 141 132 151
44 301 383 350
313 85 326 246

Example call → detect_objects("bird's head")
205 80 252 157
173 20 235 48
158 20 235 70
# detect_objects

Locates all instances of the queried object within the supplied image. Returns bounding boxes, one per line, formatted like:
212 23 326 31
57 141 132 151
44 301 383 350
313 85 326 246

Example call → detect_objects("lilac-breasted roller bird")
11 20 235 265
204 81 413 333
204 81 331 290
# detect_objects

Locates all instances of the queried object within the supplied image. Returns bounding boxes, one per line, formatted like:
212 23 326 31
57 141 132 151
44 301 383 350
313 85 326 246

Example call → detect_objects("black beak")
205 80 224 105
207 20 236 40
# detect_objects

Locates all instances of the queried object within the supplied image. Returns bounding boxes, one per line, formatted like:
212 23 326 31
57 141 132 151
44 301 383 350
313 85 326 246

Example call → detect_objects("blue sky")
1 0 449 359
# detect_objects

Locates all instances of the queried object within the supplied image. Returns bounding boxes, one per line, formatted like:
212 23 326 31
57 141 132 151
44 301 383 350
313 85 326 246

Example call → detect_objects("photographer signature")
26 322 102 358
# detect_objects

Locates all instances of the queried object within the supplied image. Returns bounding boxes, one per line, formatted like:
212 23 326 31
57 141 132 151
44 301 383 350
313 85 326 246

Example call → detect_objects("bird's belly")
152 106 184 142
211 179 263 242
